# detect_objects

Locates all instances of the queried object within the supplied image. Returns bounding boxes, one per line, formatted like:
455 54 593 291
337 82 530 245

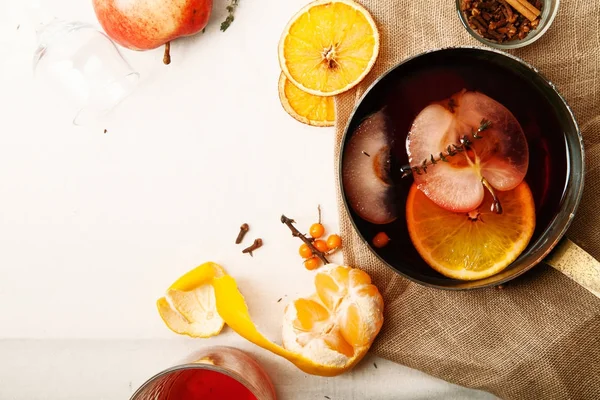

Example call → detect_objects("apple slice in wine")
342 111 397 224
406 90 529 212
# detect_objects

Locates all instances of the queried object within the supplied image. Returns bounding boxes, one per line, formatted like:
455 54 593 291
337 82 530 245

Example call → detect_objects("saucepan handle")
544 239 600 298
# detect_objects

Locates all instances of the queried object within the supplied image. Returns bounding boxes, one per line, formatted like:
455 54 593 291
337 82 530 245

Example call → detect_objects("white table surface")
0 1 496 399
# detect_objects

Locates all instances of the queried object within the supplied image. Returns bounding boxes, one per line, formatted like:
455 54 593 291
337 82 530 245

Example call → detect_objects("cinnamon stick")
505 0 538 22
517 0 541 18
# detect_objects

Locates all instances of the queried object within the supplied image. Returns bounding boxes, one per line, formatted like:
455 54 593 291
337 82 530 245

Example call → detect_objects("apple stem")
163 42 171 65
482 178 503 214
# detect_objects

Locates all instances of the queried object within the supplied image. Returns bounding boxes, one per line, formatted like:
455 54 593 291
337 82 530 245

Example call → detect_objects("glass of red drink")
130 346 277 400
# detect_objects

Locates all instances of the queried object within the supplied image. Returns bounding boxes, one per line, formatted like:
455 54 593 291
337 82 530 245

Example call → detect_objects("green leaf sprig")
221 0 240 32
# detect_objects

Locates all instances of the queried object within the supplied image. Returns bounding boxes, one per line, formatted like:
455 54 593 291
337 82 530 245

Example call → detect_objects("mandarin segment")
293 298 330 331
316 272 343 310
323 330 355 358
357 284 380 299
349 268 371 287
338 303 365 347
330 264 350 286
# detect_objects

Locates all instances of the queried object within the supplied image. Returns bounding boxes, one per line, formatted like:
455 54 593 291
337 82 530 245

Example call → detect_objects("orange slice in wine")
406 182 535 280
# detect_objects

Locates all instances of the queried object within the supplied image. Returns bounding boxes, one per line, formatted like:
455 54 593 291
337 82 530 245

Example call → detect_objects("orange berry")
326 234 342 250
304 257 321 270
299 243 313 258
372 232 390 248
313 239 328 253
309 223 325 238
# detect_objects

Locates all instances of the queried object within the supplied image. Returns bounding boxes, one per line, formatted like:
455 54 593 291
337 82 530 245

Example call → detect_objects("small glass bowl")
456 0 560 49
33 20 139 126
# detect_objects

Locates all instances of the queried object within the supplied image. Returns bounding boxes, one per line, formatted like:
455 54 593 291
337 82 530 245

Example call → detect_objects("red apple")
92 0 213 64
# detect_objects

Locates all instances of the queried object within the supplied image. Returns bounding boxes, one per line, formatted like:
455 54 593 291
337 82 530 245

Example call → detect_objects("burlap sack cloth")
334 1 600 398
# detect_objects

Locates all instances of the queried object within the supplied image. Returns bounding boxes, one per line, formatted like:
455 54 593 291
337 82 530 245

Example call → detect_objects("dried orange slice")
406 182 535 280
278 73 335 126
278 0 380 96
158 263 384 376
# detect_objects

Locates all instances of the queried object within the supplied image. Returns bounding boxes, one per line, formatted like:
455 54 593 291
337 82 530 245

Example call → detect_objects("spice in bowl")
461 0 543 43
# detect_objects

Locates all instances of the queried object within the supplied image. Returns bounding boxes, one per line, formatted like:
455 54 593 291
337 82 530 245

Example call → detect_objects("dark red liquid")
166 369 257 400
342 50 571 284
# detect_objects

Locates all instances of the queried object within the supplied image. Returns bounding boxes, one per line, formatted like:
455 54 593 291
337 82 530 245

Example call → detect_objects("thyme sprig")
220 0 240 32
400 118 492 178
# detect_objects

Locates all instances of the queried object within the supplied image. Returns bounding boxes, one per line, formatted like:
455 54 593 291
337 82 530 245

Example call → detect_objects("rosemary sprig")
220 0 239 32
400 118 492 178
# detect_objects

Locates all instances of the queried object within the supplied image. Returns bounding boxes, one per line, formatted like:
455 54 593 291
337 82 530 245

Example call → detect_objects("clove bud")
236 223 250 244
242 238 263 256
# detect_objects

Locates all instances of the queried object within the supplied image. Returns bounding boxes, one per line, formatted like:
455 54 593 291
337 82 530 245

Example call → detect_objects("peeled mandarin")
157 263 384 376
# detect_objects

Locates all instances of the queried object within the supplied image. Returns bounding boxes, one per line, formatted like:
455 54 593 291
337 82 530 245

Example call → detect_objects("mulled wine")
341 48 573 287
